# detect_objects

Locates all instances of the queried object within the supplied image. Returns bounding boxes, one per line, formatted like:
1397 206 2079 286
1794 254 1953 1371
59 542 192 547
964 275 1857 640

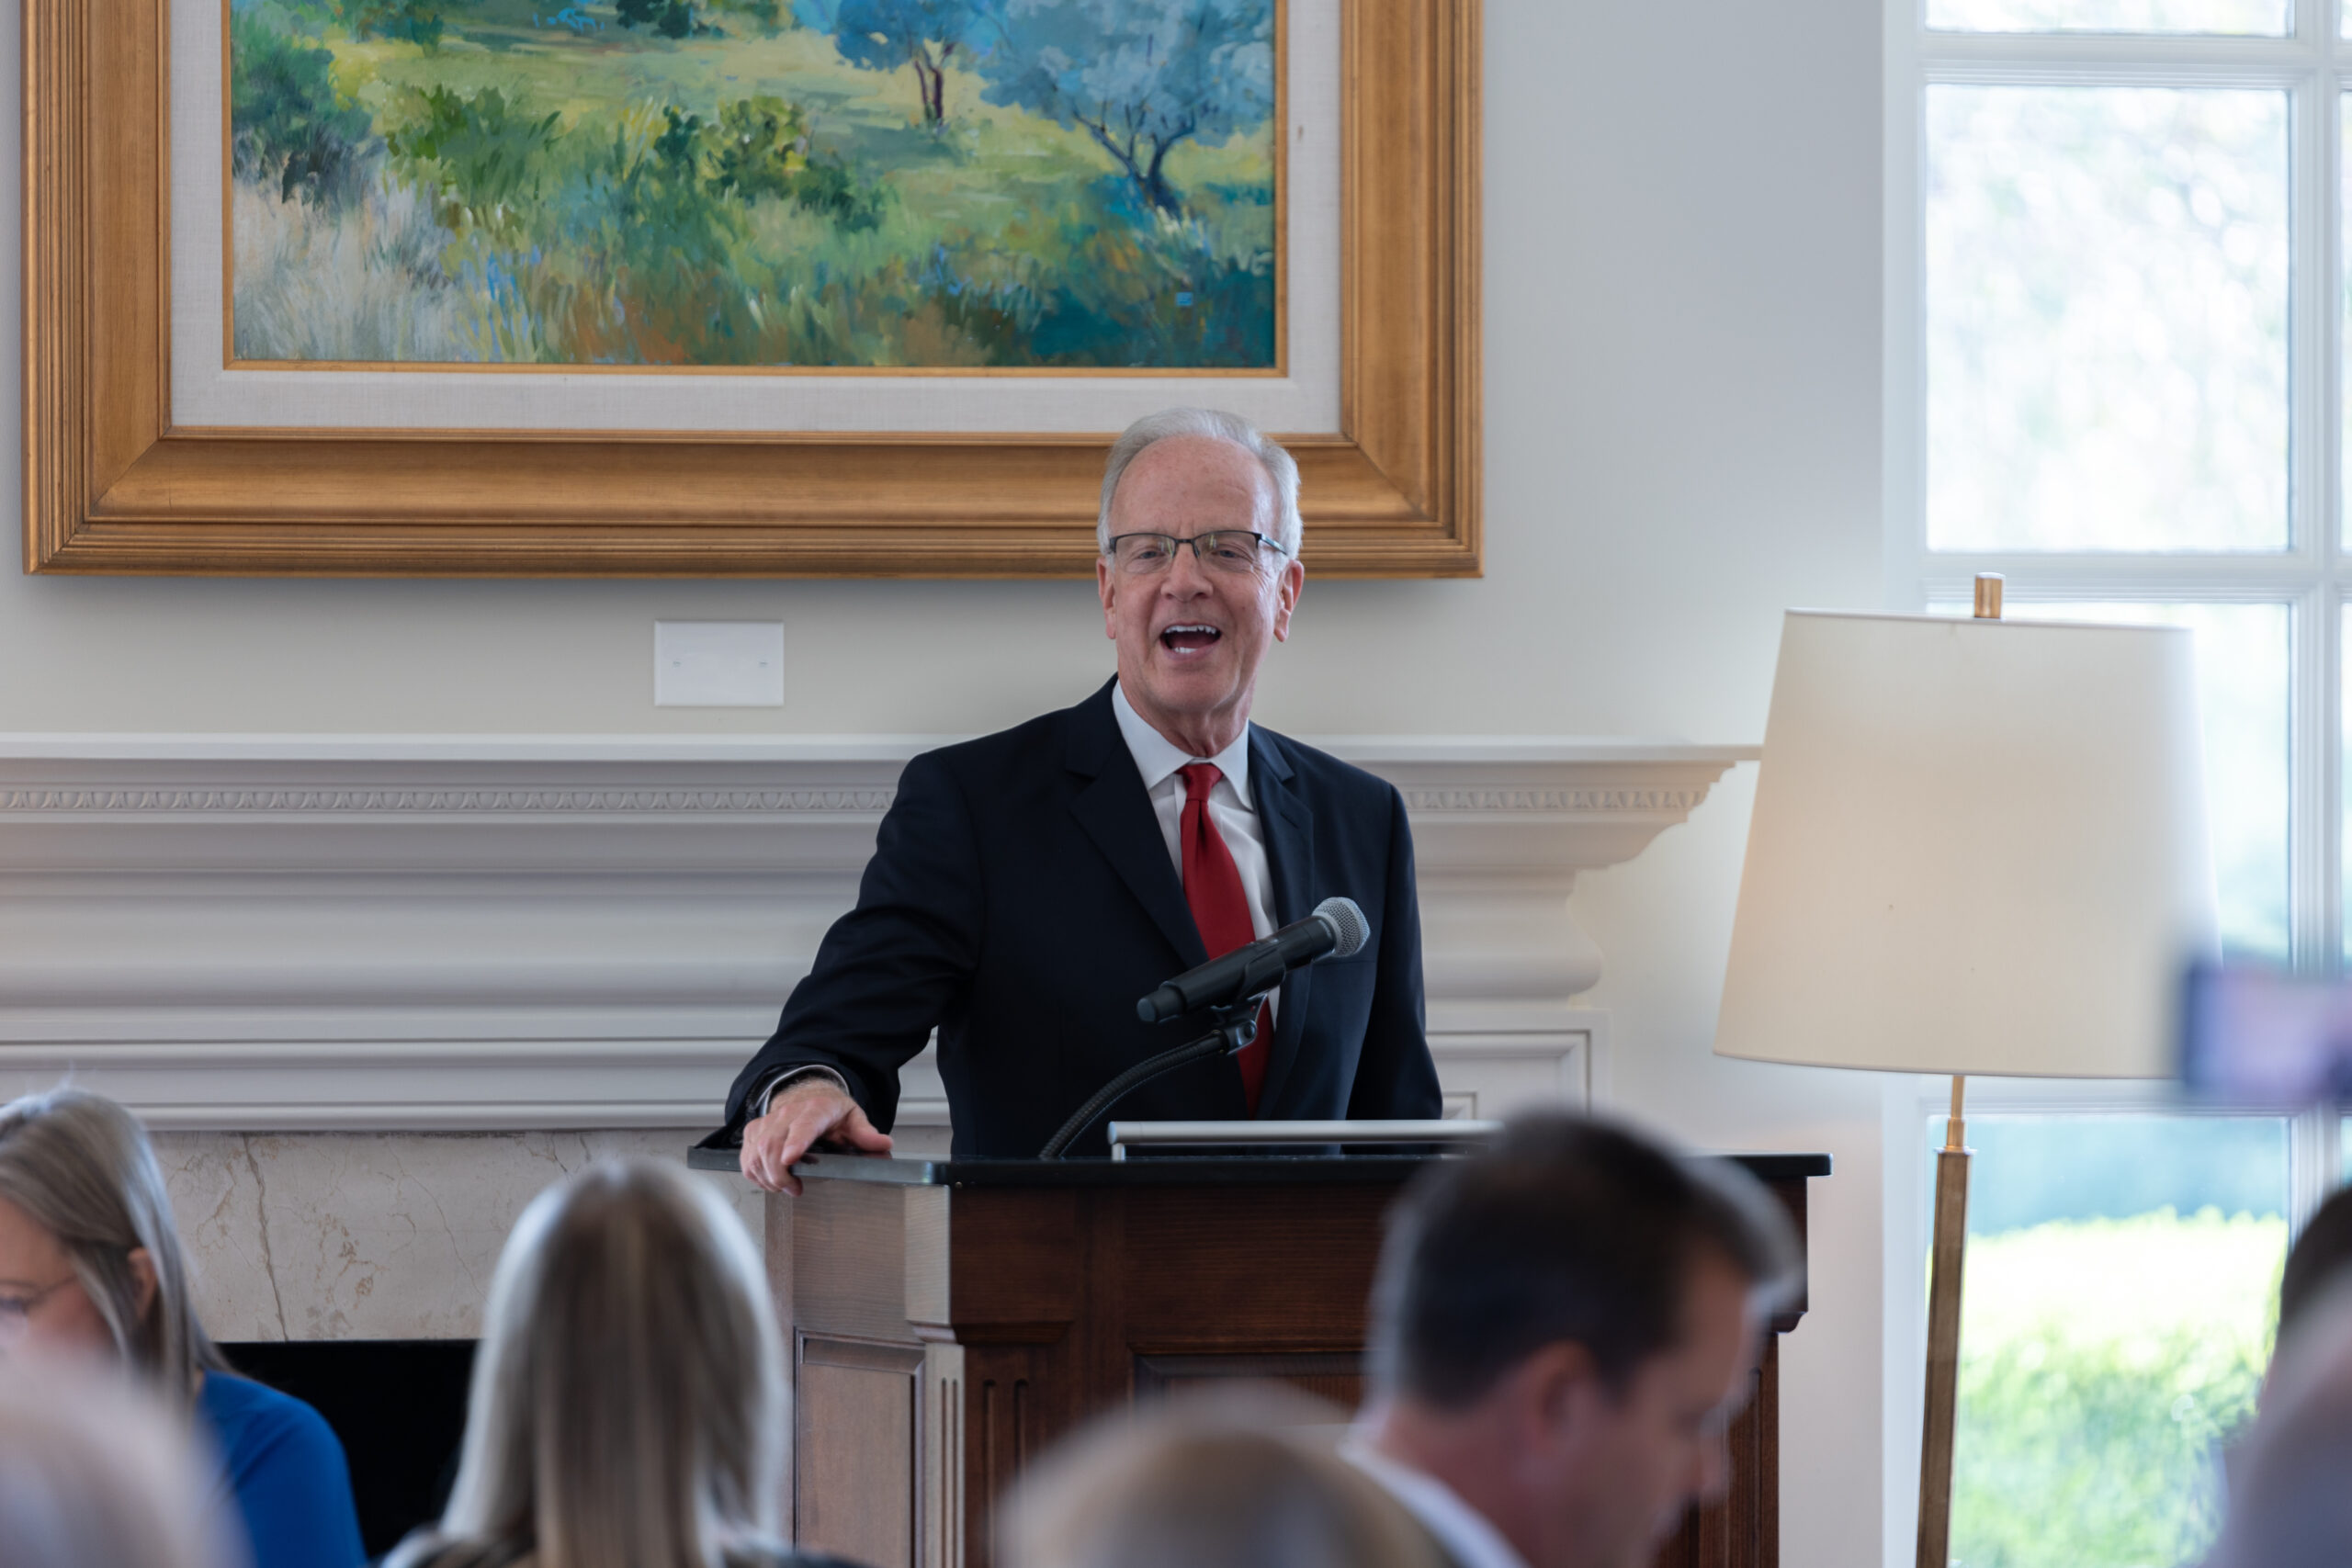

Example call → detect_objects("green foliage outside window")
1948 1209 2280 1568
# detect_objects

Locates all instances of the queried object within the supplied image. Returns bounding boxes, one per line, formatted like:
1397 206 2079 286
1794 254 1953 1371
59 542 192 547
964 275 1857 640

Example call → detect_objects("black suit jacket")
719 680 1441 1158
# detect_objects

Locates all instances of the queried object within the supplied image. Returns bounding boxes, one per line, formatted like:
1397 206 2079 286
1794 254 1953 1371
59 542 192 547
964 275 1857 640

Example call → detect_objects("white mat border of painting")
168 0 1342 434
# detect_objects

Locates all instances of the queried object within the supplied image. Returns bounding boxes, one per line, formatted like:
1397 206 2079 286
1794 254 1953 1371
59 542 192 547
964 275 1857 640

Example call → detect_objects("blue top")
197 1371 367 1568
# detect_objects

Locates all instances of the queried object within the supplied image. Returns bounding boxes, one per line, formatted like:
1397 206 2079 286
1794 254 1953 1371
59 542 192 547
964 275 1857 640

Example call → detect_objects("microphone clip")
1204 994 1267 1056
1036 993 1270 1160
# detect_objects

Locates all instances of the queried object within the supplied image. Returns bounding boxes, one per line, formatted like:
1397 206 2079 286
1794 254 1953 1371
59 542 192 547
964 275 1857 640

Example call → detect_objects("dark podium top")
684 1146 1832 1188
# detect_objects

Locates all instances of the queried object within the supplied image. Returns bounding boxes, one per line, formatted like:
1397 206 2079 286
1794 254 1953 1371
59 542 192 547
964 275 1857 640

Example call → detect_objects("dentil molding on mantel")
0 735 1754 1132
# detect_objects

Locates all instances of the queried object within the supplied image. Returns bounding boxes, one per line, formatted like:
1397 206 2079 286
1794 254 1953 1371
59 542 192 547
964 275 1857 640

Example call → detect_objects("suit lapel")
1066 682 1208 970
1250 728 1315 1112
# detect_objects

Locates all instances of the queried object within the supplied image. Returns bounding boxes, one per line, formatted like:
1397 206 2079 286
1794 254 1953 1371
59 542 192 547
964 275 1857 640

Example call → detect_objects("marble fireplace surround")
0 736 1751 1339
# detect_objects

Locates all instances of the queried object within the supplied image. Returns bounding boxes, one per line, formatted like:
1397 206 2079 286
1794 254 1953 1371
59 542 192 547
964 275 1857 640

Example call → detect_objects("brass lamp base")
1921 572 2003 1565
1917 1074 1971 1568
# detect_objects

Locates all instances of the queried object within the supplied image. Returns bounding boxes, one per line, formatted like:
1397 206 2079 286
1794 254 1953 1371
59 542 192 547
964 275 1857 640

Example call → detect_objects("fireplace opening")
221 1339 477 1558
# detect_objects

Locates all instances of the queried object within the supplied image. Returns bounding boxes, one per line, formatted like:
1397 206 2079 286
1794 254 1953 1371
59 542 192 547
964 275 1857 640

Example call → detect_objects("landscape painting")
226 0 1280 369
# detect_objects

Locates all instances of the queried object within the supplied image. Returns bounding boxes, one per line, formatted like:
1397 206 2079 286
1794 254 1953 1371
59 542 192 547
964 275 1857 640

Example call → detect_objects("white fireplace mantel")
0 735 1754 1131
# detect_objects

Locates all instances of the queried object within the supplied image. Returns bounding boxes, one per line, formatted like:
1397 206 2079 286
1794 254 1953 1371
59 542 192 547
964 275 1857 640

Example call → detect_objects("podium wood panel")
797 1342 922 1568
769 1160 1814 1568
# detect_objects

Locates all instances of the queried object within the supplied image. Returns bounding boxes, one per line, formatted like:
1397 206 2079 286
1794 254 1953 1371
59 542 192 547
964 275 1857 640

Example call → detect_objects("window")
1929 1112 2287 1566
1891 6 2352 1564
1891 0 2347 969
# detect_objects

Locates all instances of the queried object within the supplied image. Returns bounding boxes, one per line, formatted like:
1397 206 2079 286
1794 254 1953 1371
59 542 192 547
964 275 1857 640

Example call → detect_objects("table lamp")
1713 580 2217 1568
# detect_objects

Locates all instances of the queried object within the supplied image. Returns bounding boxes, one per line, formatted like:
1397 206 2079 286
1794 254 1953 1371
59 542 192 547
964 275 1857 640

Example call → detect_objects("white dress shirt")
1111 683 1276 934
1110 682 1279 1022
1341 1441 1532 1568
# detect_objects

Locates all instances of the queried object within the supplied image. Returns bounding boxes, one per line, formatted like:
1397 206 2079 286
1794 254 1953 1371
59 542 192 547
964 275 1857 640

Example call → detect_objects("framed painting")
25 0 1477 577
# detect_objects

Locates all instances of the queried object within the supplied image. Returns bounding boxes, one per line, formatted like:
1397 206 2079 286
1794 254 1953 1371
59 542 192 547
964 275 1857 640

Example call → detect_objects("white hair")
1006 1390 1441 1568
0 1362 237 1568
1098 408 1303 558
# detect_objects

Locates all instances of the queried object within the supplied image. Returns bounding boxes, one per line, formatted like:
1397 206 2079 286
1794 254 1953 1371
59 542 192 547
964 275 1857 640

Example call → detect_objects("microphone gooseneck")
1037 1000 1261 1160
1038 897 1371 1160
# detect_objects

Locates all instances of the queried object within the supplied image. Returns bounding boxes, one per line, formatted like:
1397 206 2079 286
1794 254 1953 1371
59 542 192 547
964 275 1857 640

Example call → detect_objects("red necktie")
1179 763 1272 1114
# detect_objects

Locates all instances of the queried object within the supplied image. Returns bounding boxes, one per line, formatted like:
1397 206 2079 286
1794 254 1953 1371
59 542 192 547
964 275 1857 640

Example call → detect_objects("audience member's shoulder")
198 1371 343 1465
390 1544 526 1568
724 1549 875 1568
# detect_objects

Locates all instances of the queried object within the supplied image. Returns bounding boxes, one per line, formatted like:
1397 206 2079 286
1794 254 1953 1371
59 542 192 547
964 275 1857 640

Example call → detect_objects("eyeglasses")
1104 531 1287 578
0 1276 76 1348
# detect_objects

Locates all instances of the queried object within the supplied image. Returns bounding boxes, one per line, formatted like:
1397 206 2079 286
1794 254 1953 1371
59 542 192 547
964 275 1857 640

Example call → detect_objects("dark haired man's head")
2281 1185 2352 1352
1357 1111 1800 1568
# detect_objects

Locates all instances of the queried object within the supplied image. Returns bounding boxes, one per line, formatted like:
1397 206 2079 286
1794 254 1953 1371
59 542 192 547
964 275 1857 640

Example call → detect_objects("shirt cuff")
755 1066 852 1118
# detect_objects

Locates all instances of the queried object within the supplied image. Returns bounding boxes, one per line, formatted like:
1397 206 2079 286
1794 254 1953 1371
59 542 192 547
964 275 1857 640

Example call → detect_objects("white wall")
1515 13 1893 1566
0 0 1892 1560
0 0 1882 745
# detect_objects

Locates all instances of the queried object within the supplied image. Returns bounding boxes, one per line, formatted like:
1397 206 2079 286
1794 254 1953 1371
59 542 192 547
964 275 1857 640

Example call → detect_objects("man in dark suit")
1344 1113 1800 1568
726 408 1442 1189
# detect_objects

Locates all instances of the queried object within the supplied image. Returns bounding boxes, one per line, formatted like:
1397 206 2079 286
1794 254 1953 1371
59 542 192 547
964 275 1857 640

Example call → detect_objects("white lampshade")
1713 610 2218 1078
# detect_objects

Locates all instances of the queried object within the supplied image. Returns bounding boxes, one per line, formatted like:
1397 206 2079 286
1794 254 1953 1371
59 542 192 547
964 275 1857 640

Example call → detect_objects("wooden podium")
697 1150 1825 1568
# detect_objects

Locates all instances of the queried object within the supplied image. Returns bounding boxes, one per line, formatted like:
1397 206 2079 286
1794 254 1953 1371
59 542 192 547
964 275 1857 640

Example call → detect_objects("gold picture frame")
25 0 1479 578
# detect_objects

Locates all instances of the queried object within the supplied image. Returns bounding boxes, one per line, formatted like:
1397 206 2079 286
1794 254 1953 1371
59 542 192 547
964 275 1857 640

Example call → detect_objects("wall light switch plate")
654 622 784 707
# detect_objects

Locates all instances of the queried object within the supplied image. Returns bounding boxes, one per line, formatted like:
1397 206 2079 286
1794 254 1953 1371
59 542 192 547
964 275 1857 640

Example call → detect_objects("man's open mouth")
1160 624 1222 653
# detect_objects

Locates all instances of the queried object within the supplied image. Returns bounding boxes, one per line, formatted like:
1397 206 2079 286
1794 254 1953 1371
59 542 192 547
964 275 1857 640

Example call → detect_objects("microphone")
1038 897 1373 1158
1136 897 1370 1026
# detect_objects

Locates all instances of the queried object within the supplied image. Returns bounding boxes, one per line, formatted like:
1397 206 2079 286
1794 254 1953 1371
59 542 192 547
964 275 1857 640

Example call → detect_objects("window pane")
1927 87 2290 551
2344 96 2352 539
1934 1112 2286 1568
1930 0 2284 31
1932 601 2289 959
2341 604 2352 962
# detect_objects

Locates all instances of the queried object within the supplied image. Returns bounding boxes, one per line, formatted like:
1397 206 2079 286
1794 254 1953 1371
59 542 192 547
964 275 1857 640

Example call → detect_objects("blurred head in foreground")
1006 1391 1440 1568
2210 1280 2352 1568
2278 1184 2352 1358
1354 1111 1802 1568
0 1087 222 1398
0 1360 238 1568
387 1159 793 1568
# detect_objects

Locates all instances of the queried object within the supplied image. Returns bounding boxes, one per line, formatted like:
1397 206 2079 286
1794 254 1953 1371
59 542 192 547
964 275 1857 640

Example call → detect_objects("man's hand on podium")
739 1077 894 1195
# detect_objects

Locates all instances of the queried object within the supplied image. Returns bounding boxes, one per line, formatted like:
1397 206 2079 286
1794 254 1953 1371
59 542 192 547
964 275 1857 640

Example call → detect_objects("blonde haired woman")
387 1158 860 1568
0 1087 364 1568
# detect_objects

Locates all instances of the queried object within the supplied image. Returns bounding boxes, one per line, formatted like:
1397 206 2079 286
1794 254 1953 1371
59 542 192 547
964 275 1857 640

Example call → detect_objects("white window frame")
1883 4 2352 1560
1884 0 2343 969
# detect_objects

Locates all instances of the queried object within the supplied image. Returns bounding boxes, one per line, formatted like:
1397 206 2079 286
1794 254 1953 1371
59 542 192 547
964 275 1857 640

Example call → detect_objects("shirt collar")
1111 680 1251 805
1340 1440 1533 1568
